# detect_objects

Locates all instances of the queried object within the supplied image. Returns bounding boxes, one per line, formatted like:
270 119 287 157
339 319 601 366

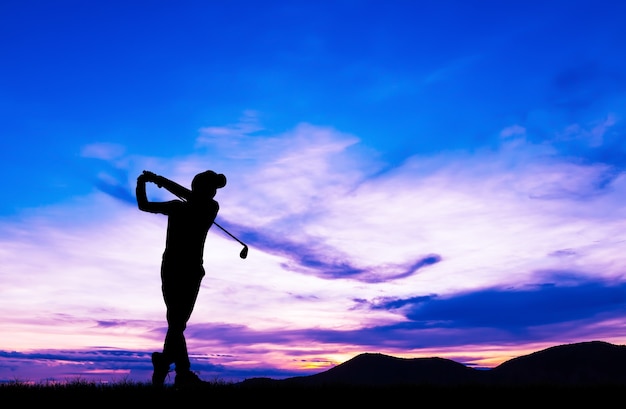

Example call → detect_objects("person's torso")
163 200 218 264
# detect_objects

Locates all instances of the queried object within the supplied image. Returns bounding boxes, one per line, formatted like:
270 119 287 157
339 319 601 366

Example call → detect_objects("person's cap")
192 170 227 191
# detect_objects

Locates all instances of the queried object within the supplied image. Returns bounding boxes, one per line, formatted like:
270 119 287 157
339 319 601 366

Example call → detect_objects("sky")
2 0 626 384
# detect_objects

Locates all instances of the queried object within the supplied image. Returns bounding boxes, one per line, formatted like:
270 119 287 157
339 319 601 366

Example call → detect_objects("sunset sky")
2 0 626 384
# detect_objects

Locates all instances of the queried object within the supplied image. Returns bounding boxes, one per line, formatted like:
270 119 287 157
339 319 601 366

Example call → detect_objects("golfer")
136 169 226 387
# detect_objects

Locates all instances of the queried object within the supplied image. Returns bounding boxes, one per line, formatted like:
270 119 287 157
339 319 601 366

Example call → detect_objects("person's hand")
138 170 156 183
143 170 157 181
140 170 163 187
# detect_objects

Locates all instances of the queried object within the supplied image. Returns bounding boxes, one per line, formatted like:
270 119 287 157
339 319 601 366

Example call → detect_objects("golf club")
213 221 249 259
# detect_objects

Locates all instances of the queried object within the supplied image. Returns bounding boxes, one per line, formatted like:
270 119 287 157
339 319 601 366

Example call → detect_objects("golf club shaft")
213 221 246 247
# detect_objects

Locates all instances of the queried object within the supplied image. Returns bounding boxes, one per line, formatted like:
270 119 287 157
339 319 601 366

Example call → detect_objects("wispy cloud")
81 143 126 161
371 272 626 331
3 115 626 382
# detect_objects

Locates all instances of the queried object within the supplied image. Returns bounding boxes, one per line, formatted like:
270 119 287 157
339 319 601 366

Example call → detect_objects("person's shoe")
174 371 209 389
151 352 170 387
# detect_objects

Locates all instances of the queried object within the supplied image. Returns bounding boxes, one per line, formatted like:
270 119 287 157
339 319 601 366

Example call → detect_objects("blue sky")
2 0 626 384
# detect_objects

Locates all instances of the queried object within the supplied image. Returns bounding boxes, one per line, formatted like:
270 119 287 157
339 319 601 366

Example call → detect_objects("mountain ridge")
240 340 626 387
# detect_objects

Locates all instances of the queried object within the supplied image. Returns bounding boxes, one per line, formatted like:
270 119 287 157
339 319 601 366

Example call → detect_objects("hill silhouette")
241 340 626 387
489 340 626 385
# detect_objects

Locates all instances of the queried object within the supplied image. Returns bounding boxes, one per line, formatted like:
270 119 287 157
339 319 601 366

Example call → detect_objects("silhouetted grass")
1 378 625 406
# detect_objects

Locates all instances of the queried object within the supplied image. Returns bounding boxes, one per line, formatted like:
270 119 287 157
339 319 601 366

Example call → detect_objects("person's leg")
163 280 201 373
161 265 203 375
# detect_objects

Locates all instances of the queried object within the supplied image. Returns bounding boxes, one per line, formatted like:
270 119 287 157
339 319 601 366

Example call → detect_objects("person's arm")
142 171 192 201
136 171 184 214
136 172 150 211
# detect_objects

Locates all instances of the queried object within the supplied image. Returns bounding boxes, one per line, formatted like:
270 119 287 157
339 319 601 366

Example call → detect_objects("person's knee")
167 320 187 333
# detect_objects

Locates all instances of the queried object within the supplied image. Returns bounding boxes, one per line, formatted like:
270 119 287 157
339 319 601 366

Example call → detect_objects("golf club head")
240 245 248 259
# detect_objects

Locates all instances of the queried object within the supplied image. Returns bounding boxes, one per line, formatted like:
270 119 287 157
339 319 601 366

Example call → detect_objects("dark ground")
1 381 624 406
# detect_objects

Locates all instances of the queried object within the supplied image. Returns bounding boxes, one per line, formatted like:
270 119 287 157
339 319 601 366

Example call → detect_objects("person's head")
191 170 226 201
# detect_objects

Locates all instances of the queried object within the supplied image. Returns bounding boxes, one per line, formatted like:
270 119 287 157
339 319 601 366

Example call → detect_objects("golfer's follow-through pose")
136 169 227 387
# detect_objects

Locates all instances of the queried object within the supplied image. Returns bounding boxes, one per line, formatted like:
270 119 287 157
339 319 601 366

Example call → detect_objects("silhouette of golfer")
136 169 227 387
